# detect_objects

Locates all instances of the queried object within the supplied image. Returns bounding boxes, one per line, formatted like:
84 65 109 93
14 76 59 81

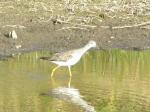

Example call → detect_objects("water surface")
0 50 150 112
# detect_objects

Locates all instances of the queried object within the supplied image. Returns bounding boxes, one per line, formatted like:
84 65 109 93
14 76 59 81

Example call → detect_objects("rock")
9 30 17 39
15 45 21 49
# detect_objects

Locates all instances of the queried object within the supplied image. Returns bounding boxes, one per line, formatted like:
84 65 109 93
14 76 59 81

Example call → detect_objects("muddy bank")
0 0 150 58
0 19 150 57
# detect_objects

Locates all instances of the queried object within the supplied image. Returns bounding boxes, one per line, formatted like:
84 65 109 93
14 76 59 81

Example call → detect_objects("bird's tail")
39 57 51 60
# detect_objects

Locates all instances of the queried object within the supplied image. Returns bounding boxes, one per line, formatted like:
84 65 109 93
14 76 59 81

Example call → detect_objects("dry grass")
0 0 150 30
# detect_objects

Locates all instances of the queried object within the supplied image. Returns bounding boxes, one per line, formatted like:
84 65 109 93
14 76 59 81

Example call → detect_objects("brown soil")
0 17 150 57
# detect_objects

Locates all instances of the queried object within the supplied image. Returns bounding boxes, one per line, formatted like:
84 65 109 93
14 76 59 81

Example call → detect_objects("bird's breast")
67 53 83 65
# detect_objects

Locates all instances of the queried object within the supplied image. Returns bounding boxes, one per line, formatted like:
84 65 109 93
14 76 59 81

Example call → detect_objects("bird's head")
87 40 96 48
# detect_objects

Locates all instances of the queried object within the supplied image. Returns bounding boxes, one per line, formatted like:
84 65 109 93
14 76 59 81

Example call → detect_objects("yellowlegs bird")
40 40 96 77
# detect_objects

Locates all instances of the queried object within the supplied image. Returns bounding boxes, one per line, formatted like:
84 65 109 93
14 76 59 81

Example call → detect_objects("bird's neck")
81 45 92 54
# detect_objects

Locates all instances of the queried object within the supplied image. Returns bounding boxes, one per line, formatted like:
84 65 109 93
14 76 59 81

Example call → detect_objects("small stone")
11 54 15 56
9 30 17 39
15 45 21 49
110 36 115 39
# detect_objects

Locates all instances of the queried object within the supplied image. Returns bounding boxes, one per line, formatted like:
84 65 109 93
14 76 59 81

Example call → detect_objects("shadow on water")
0 54 13 61
41 77 96 112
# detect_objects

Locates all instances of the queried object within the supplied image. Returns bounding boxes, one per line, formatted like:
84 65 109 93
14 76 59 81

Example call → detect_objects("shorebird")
40 40 96 77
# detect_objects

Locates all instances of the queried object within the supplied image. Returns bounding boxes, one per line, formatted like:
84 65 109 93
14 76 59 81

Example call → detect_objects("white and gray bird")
40 40 96 77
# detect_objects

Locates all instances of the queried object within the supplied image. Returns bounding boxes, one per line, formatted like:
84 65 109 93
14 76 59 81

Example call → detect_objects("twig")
112 21 150 29
56 26 88 31
99 26 110 29
2 25 26 29
141 26 150 30
98 21 150 30
75 23 96 28
53 19 97 28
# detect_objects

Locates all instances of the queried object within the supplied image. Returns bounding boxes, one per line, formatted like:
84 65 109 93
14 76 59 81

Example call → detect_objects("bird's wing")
50 50 74 62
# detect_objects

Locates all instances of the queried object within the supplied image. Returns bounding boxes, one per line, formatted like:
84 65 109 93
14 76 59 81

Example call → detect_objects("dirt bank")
0 0 150 57
0 19 150 57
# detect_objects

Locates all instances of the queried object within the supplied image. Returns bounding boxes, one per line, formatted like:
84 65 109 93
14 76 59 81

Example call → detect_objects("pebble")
15 45 21 49
110 36 115 39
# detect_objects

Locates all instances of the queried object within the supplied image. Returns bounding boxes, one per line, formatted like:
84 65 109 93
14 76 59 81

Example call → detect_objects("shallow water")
0 50 150 112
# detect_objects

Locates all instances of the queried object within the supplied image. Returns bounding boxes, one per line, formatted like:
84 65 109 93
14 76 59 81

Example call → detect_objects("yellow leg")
68 77 72 88
51 66 60 77
68 66 72 77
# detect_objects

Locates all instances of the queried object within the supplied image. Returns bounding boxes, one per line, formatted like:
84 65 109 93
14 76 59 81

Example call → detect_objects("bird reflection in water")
42 77 96 112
